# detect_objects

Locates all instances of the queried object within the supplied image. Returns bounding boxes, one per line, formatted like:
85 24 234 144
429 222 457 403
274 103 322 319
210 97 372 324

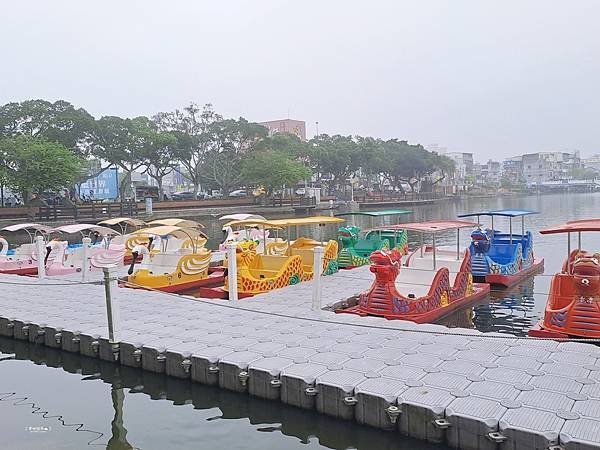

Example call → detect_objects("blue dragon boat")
457 209 544 287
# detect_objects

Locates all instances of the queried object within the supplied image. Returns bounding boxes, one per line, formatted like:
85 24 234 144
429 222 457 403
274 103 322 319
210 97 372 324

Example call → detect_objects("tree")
242 150 311 197
382 140 448 193
153 103 222 195
356 136 387 191
0 99 96 157
92 116 149 200
201 118 268 196
308 134 361 193
139 125 178 201
569 167 597 181
0 136 81 204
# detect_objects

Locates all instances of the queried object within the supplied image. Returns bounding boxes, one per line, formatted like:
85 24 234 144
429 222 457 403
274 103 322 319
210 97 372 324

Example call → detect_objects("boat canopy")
1 223 54 233
222 219 283 230
367 220 478 234
367 220 478 269
218 213 266 222
98 217 146 227
133 225 208 239
268 216 344 227
335 209 412 217
541 219 600 234
458 209 539 218
53 224 121 236
147 218 204 228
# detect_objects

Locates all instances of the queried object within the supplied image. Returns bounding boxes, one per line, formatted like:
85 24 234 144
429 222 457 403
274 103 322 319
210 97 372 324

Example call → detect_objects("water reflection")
0 337 449 450
472 277 538 337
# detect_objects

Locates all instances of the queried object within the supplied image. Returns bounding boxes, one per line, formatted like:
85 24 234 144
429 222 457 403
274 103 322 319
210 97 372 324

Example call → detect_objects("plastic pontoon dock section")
1 272 600 450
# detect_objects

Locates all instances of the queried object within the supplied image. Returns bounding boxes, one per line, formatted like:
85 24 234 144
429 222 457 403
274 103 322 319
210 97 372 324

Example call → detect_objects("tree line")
0 99 454 205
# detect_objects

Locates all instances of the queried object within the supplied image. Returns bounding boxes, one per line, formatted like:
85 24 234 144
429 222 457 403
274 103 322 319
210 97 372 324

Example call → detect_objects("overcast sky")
2 1 599 161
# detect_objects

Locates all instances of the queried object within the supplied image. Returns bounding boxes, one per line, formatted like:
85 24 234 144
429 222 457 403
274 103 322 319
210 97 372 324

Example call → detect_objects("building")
502 156 523 182
583 154 600 174
521 151 581 184
445 152 474 179
481 160 501 184
259 119 306 141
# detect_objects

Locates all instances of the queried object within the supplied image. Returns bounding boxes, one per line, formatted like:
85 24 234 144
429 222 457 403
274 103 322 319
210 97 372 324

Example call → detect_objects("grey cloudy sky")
2 0 599 161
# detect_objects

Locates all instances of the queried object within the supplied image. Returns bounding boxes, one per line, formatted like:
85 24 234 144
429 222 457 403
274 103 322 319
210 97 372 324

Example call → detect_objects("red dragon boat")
529 219 600 339
337 221 490 323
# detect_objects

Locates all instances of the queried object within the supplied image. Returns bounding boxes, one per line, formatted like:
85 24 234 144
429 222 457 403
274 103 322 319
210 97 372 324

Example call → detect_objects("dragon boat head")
235 239 258 267
572 252 600 296
368 247 402 279
338 226 360 246
470 227 492 254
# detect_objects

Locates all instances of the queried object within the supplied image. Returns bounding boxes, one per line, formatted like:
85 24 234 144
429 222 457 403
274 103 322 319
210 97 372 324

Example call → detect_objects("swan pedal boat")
458 209 544 287
0 223 55 275
529 219 600 339
198 216 342 298
44 224 126 275
334 210 412 268
337 221 490 323
97 217 147 264
123 225 224 293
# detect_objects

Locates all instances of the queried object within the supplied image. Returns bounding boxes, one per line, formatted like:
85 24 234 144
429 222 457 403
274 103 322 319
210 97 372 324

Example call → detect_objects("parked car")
295 187 306 196
171 191 196 200
229 189 248 198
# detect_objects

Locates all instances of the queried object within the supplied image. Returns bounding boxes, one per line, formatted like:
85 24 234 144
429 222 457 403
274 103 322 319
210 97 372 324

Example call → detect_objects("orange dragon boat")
337 221 490 323
529 219 600 339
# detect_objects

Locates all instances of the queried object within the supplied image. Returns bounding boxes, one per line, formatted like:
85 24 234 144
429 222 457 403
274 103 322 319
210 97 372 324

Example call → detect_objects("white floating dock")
1 270 600 450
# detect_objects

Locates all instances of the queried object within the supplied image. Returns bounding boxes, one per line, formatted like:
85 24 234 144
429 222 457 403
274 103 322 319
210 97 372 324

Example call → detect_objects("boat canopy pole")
521 216 525 237
456 229 460 260
490 215 493 231
420 232 424 257
263 227 267 255
432 233 437 270
394 229 398 248
509 218 513 244
567 232 571 274
578 231 581 251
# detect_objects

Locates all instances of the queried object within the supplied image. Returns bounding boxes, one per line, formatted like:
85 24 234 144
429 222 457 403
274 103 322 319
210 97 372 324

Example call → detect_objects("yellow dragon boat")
212 216 342 297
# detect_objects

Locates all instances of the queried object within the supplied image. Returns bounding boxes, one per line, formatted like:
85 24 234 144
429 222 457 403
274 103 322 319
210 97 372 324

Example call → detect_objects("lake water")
2 192 599 449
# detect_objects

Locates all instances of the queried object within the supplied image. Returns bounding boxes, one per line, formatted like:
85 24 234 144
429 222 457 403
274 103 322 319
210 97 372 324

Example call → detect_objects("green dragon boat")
334 210 412 268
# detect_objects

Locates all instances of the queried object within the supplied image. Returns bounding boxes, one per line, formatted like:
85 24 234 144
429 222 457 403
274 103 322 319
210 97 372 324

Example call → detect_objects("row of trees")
0 99 454 204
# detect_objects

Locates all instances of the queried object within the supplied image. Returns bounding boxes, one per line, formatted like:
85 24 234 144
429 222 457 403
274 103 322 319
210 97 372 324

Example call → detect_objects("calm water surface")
2 192 600 449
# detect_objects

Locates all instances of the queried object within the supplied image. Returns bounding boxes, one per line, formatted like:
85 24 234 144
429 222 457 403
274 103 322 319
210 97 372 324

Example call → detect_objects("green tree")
383 140 447 193
139 125 178 201
356 136 387 191
569 167 597 180
308 134 361 193
92 116 151 200
242 150 311 197
0 136 81 204
0 99 96 157
202 118 268 196
153 103 222 195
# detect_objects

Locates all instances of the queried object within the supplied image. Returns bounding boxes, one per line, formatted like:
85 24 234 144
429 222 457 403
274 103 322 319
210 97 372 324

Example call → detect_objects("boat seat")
354 239 384 256
12 243 36 258
488 244 518 264
397 268 436 298
248 255 289 271
291 248 316 268
149 253 183 274
249 269 280 279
